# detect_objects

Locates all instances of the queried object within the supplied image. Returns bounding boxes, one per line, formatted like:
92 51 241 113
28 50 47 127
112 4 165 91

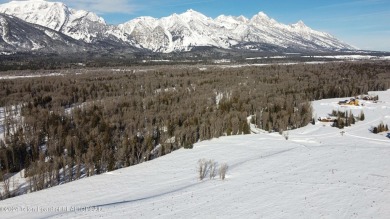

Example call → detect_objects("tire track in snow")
344 133 390 144
46 181 205 219
229 147 297 171
267 180 390 193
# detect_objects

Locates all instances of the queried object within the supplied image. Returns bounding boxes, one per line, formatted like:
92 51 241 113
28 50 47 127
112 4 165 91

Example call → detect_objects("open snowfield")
0 91 390 218
0 73 63 80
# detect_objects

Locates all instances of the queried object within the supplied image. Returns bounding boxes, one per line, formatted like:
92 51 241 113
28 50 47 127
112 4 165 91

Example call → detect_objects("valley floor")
0 91 390 218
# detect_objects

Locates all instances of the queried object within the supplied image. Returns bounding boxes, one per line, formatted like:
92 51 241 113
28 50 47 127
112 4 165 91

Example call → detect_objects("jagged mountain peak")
252 11 272 21
255 11 269 18
237 15 249 23
2 0 68 15
291 20 309 29
0 0 71 31
296 20 306 26
70 9 106 24
250 11 279 26
179 9 210 22
183 9 201 14
215 15 247 24
182 9 205 16
0 0 108 42
1 0 106 25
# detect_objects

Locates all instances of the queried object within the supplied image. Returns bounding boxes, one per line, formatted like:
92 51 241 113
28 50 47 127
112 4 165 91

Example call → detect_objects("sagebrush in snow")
209 160 218 179
219 163 228 180
198 159 225 180
198 159 210 180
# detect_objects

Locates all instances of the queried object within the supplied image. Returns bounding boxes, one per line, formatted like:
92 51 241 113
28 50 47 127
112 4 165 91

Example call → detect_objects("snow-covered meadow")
0 90 390 218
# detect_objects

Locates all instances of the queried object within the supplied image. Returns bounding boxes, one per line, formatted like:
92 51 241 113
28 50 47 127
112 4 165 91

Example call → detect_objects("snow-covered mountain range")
0 0 356 53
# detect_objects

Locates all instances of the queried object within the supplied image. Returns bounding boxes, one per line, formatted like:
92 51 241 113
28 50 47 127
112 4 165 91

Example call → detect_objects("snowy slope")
0 90 389 218
0 13 89 52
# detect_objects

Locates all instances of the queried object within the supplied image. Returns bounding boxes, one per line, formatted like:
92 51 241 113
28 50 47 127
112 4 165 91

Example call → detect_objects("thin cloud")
312 0 386 10
0 0 139 14
63 0 216 14
310 11 390 23
64 0 138 14
162 0 217 7
131 0 217 10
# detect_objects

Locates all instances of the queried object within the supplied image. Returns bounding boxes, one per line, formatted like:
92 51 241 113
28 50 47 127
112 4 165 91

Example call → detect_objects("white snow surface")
0 73 63 80
303 55 390 60
1 90 390 218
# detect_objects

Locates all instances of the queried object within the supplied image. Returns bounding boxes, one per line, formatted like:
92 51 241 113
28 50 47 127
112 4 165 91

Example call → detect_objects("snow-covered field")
0 73 63 80
0 91 390 218
302 55 390 60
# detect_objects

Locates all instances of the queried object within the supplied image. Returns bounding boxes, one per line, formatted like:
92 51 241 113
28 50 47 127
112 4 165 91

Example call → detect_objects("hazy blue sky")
2 0 390 51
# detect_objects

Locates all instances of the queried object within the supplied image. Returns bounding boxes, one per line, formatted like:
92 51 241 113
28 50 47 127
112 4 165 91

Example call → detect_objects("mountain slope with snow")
119 10 355 53
0 0 134 45
0 13 88 52
0 0 355 53
0 90 389 218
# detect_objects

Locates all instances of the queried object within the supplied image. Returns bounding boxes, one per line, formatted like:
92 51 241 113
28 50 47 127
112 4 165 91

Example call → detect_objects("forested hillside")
0 61 389 199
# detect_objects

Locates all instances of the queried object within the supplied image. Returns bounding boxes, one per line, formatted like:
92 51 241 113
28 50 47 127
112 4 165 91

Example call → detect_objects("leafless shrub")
11 177 20 197
198 159 228 180
283 131 289 140
209 160 218 179
198 159 210 180
219 163 229 180
2 177 10 198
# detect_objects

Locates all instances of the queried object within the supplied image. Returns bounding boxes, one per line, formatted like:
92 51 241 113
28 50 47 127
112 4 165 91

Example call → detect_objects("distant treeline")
3 51 389 71
0 61 389 198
